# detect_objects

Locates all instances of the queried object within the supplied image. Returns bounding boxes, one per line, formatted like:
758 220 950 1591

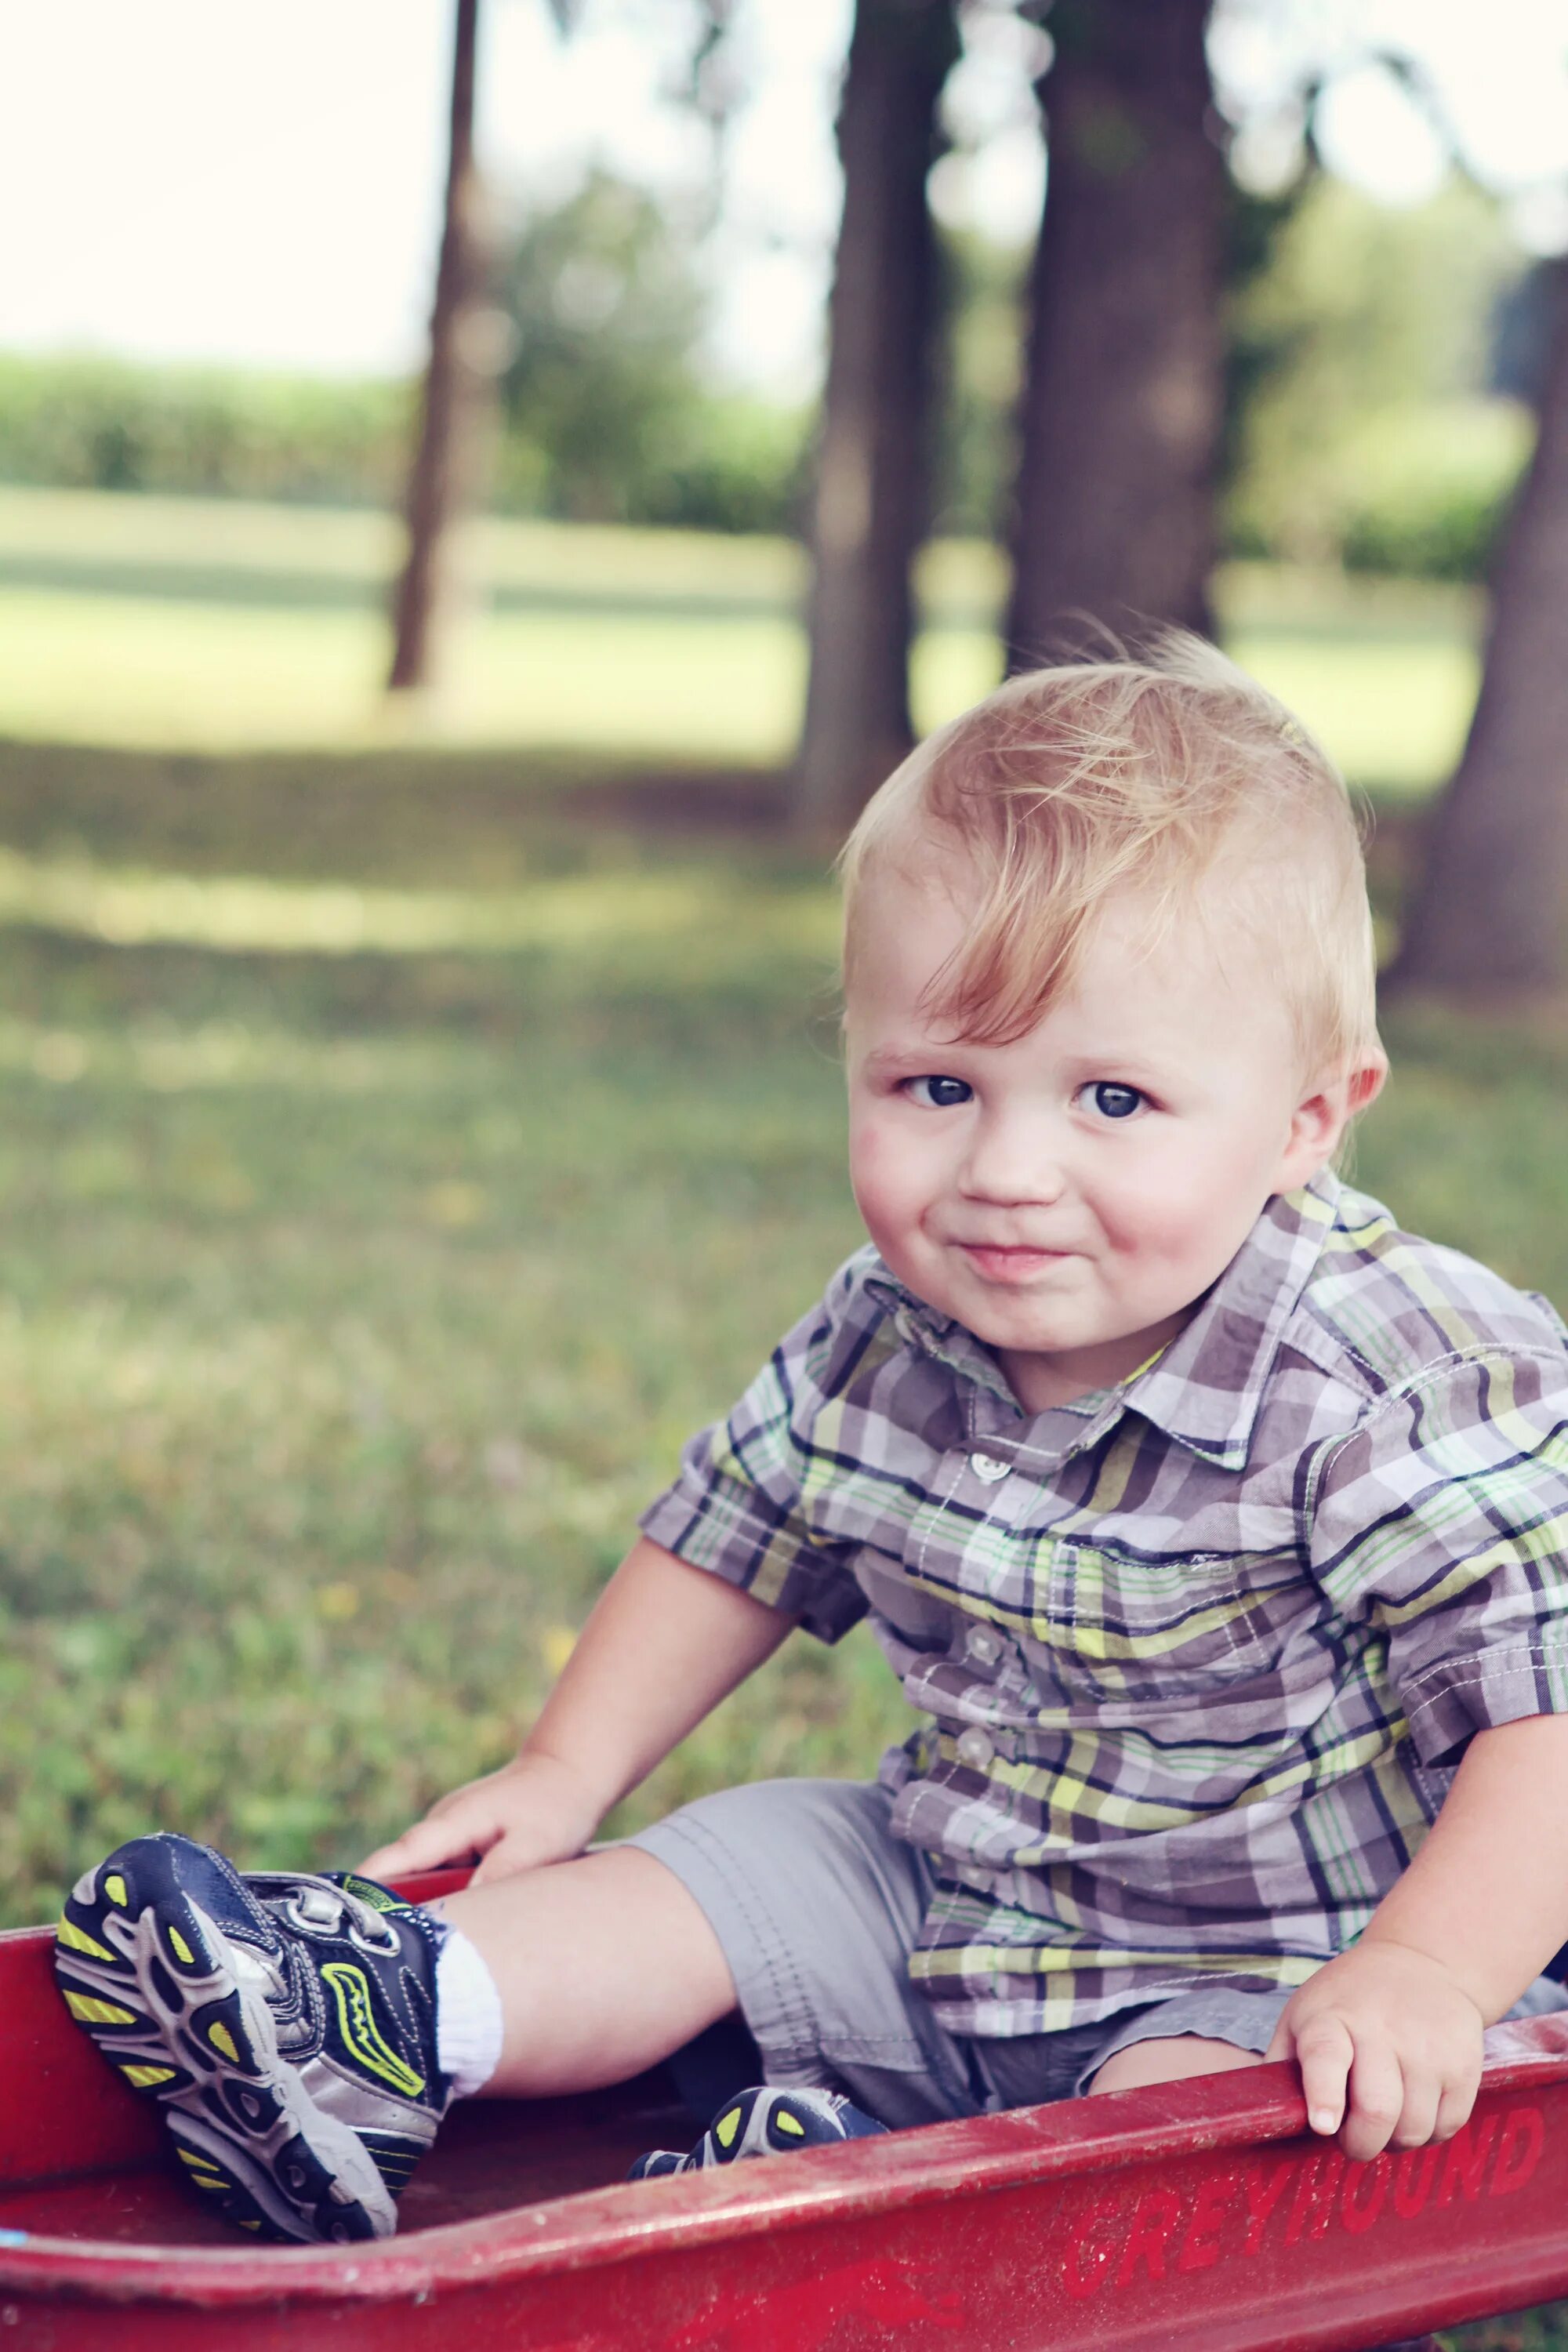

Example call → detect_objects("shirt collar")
862 1272 1018 1408
1117 1171 1341 1465
866 1169 1342 1465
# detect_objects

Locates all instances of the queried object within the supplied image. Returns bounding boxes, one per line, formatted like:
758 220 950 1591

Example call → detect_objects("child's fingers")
1432 2063 1482 2143
1290 2013 1356 2138
469 1831 549 1888
1384 2067 1439 2154
1340 2040 1407 2162
360 1809 489 1881
357 1837 412 1878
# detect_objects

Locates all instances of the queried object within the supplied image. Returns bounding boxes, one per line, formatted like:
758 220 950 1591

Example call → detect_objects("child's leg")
1087 2034 1261 2096
432 1848 738 2098
58 1785 958 2241
53 1835 733 2246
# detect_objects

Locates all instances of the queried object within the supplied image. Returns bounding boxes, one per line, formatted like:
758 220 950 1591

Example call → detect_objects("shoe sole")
630 2088 891 2180
56 1849 397 2244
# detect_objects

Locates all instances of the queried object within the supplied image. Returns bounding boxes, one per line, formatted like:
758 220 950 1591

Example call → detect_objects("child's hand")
359 1751 606 1890
1266 1940 1486 2163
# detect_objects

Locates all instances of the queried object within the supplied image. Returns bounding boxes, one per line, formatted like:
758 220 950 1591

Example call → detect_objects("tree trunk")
1388 260 1568 999
387 0 486 698
1005 0 1224 667
793 0 960 835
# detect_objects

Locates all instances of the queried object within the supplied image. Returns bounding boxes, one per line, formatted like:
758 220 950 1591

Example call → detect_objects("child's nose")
956 1113 1066 1206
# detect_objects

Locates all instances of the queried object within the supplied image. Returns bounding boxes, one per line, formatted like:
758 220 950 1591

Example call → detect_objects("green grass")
0 485 1550 2339
1454 2315 1568 2352
0 850 884 1926
0 768 1566 1928
0 485 1479 792
5 834 1563 2349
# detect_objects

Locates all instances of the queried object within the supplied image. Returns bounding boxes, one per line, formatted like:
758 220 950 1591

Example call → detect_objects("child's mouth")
957 1243 1070 1283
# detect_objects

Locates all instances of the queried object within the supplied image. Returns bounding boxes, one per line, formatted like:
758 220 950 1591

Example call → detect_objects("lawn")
0 486 1556 2344
0 819 1564 2350
3 730 1566 1915
0 485 1480 793
1 779 1566 1903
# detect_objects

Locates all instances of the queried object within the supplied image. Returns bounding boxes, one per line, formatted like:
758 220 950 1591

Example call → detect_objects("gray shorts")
629 1777 1568 2132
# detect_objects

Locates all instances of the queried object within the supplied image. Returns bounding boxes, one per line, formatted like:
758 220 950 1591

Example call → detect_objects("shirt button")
956 1726 995 1769
966 1625 1003 1665
968 1451 1011 1483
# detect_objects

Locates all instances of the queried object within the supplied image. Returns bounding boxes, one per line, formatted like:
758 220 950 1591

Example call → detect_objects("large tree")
388 0 489 699
793 0 960 835
1390 260 1568 996
1005 0 1225 666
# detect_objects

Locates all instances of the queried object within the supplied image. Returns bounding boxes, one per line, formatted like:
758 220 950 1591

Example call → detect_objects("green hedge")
0 354 807 536
1224 397 1531 581
1335 402 1532 580
0 355 1533 578
0 356 412 507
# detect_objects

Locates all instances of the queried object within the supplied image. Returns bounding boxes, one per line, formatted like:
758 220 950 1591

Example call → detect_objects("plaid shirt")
641 1174 1568 2037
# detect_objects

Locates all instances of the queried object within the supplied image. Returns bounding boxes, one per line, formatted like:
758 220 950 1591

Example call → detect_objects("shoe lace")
252 1873 402 1954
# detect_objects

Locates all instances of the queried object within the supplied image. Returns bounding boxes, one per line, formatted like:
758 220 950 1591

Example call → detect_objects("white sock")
432 1924 504 2100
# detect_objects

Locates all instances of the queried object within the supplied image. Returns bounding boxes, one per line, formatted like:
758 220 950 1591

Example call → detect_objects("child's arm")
360 1536 797 1887
1268 1711 1568 2161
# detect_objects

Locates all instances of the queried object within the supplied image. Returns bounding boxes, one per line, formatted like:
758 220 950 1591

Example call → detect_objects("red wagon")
4 1867 1567 2350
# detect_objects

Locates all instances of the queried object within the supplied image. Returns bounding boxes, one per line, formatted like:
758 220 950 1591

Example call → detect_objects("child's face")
844 855 1366 1414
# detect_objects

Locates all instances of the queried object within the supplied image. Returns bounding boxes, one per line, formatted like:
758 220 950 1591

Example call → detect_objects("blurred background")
2 10 1568 2315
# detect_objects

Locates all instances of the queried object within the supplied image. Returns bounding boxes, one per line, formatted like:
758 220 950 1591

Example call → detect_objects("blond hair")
839 633 1379 1076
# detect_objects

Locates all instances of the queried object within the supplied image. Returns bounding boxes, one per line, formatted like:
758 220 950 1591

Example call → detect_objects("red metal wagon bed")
4 1867 1568 2350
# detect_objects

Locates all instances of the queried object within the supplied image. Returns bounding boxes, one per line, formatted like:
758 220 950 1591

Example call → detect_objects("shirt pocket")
1029 1538 1298 1705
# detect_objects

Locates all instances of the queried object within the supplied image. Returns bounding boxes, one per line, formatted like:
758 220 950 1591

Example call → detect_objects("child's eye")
905 1075 973 1109
1081 1081 1145 1121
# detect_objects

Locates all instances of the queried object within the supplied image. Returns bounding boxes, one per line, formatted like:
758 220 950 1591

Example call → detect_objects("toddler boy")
56 639 1568 2258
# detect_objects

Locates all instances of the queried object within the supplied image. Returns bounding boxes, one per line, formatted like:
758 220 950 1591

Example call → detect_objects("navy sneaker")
55 1834 450 2243
628 2083 887 2179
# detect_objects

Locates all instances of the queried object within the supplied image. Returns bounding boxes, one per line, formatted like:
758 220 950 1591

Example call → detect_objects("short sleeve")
1308 1349 1568 1766
637 1266 871 1646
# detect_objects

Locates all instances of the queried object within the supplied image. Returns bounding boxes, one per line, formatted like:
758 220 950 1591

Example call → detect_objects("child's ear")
1343 1058 1388 1118
1276 1053 1388 1190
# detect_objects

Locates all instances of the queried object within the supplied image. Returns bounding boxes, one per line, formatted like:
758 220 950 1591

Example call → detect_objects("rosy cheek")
1091 1173 1207 1266
849 1103 913 1171
848 1120 891 1204
1096 1156 1258 1276
849 1117 918 1245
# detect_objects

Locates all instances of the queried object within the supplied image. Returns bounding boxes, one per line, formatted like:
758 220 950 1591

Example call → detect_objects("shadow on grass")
0 550 808 624
0 736 799 887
